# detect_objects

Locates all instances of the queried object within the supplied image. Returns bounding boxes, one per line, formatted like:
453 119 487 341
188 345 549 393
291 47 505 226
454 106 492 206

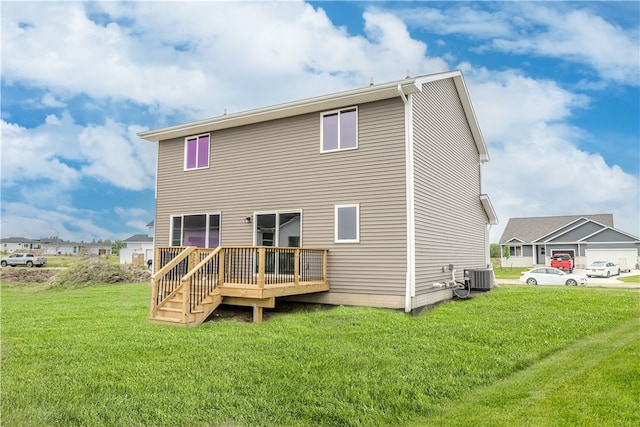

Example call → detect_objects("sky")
1 0 639 244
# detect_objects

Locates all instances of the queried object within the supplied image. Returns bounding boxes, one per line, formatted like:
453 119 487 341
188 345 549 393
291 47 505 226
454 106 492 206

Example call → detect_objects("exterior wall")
155 97 409 307
412 78 489 297
500 255 533 268
120 241 154 264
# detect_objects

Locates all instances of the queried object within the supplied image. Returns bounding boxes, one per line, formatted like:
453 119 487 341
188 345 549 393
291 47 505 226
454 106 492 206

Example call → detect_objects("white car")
586 261 620 278
519 267 587 286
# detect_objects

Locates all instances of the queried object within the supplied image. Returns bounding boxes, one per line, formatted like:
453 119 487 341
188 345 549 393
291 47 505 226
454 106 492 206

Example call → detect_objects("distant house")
138 70 497 325
1 237 43 253
42 240 112 256
1 237 111 256
119 221 155 265
499 214 640 270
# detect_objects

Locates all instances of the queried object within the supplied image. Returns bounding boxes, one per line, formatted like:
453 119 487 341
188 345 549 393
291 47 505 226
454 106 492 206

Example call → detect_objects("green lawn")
619 275 640 284
1 282 638 426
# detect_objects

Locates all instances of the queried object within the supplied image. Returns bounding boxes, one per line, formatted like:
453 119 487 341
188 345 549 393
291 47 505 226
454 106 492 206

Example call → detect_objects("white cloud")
397 3 639 87
1 113 156 192
492 5 640 86
0 202 111 243
1 116 83 189
462 67 639 240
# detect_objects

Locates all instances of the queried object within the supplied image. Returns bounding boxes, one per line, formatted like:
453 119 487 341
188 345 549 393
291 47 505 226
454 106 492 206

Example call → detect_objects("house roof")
124 234 153 243
138 70 489 163
499 214 614 244
0 237 35 243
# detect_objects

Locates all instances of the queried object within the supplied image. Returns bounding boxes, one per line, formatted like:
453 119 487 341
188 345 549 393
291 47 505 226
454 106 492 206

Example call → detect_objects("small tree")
111 240 126 256
490 243 501 258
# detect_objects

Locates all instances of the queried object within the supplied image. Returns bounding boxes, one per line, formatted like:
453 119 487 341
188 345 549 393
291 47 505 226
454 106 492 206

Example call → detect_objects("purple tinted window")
185 138 197 169
185 134 210 170
197 135 209 168
322 113 339 151
340 109 357 149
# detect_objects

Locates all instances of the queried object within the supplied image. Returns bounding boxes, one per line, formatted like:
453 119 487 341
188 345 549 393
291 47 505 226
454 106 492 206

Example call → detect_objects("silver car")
586 261 620 278
519 267 587 286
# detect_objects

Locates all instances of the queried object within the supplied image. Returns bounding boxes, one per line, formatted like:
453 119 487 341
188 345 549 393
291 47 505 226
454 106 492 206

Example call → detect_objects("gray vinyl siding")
547 222 603 242
156 97 408 298
412 78 487 293
584 229 638 242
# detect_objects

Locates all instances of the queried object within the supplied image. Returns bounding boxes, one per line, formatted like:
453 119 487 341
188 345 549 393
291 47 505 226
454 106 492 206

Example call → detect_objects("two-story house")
139 70 498 326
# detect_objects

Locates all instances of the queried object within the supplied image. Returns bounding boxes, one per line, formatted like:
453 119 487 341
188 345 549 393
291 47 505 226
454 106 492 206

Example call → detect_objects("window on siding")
335 204 359 243
171 214 220 248
184 134 210 170
321 107 357 152
509 245 522 257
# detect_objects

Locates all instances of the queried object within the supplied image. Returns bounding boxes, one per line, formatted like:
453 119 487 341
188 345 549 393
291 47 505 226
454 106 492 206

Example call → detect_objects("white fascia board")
138 79 423 142
480 194 499 225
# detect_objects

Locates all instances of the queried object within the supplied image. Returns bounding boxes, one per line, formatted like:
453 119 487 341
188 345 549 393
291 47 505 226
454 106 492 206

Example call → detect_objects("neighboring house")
1 237 44 253
499 214 640 270
138 70 497 324
42 240 112 256
120 221 155 265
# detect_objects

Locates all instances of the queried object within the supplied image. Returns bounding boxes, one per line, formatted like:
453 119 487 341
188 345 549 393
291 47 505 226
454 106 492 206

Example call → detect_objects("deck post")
252 304 263 323
322 249 328 284
258 247 266 289
294 249 300 285
182 278 190 323
218 247 225 287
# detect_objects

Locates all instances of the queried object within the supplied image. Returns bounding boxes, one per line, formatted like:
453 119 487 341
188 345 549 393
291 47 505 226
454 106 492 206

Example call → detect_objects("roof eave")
138 79 423 142
480 194 499 225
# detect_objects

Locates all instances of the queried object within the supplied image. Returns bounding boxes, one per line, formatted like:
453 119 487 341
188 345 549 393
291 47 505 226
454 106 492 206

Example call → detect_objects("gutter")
399 84 416 313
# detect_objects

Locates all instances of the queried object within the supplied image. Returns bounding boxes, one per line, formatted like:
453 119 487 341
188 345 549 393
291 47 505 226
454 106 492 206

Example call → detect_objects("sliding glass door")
255 212 301 274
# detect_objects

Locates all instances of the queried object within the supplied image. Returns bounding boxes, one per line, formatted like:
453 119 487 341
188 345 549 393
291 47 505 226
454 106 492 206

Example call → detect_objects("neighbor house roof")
138 70 489 163
0 237 36 243
124 234 153 243
499 214 614 244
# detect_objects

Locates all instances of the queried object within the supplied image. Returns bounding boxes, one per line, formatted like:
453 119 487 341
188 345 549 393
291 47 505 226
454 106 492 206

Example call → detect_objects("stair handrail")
181 246 223 312
152 246 197 280
150 246 197 318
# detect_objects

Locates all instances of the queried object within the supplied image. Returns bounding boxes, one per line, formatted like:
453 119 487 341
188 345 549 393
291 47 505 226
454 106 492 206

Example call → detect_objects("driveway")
496 269 640 289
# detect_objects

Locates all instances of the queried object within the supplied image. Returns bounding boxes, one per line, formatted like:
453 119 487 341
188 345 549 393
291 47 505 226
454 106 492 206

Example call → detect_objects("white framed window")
321 107 358 152
184 134 210 170
509 245 522 257
335 204 359 243
170 213 220 248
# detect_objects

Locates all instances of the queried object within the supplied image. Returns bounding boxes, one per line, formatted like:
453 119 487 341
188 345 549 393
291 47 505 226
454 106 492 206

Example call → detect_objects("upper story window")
184 134 210 170
321 107 358 152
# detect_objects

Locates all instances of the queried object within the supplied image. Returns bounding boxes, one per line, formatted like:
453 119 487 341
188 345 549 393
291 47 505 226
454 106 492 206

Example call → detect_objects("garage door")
585 249 638 270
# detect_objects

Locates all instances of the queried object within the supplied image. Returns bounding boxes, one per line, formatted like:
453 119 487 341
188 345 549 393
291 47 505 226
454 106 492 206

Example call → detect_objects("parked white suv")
0 253 47 267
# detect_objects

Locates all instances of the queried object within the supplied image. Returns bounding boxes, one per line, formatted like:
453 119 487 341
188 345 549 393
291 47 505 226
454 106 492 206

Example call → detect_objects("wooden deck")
149 246 329 326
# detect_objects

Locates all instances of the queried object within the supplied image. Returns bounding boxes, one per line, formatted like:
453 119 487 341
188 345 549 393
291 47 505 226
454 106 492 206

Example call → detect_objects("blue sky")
1 1 638 243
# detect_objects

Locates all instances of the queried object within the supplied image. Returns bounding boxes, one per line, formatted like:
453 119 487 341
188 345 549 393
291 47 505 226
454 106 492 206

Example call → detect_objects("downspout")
399 84 415 313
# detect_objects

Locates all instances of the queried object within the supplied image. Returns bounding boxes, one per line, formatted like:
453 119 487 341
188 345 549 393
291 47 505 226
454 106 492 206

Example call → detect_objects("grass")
493 266 530 279
1 283 638 426
619 275 640 284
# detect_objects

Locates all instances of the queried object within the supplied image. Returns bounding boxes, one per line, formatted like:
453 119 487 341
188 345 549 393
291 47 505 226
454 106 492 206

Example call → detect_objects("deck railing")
151 246 328 316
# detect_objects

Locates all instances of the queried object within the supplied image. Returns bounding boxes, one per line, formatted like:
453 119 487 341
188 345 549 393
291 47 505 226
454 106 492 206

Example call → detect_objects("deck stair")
149 245 329 326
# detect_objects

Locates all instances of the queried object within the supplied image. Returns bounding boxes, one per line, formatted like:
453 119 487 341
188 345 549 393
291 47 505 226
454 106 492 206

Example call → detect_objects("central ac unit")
464 268 494 291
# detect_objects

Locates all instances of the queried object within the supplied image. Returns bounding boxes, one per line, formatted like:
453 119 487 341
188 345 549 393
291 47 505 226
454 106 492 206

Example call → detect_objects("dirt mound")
0 267 58 283
1 257 151 288
45 257 151 289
